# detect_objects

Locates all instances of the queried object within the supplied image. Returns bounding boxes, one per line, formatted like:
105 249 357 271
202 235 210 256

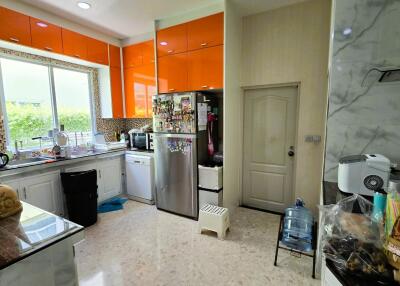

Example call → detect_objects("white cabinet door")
1 179 22 201
97 157 122 202
22 171 62 215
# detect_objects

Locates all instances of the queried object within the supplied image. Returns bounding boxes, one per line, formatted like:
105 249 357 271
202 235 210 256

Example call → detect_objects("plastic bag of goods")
319 194 393 283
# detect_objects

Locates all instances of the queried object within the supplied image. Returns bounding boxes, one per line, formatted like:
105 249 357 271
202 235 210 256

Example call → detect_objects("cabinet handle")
167 50 174 53
9 37 19 43
169 88 175 91
202 85 208 89
23 187 27 200
201 43 208 47
74 54 80 58
45 47 53 51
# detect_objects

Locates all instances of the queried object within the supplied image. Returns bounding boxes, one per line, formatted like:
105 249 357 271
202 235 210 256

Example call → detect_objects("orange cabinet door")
136 64 156 117
0 7 31 46
110 67 124 118
187 13 223 51
124 65 156 118
158 53 188 93
87 37 109 65
62 29 88 60
123 44 142 68
187 45 223 91
30 17 63 53
141 40 155 65
156 23 187 57
109 44 121 68
124 68 135 118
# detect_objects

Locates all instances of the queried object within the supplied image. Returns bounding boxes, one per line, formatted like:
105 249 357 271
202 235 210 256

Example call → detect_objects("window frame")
0 53 97 150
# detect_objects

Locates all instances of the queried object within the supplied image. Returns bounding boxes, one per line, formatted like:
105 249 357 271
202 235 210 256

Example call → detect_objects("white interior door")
242 86 297 213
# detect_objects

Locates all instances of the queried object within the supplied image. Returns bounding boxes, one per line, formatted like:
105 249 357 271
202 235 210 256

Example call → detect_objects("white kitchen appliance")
125 154 155 204
338 154 391 196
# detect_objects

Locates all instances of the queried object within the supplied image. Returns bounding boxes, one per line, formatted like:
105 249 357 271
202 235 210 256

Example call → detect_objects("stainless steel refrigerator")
153 92 208 218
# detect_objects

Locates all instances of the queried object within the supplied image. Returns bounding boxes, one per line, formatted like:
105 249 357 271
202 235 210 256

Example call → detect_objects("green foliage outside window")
6 102 91 147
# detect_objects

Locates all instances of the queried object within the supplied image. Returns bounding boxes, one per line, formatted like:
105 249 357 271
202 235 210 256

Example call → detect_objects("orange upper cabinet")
124 65 155 118
110 67 124 118
109 44 121 68
62 29 88 60
141 40 155 65
158 53 188 93
187 45 223 90
87 37 109 65
156 23 187 57
123 44 142 68
0 7 31 46
187 13 223 51
30 17 62 53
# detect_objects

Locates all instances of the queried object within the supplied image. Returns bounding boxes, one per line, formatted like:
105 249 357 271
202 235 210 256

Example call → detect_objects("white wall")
222 0 243 214
240 0 331 213
0 0 121 46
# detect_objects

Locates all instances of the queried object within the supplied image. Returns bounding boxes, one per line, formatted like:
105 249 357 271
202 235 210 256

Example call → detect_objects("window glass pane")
53 68 92 144
0 58 53 148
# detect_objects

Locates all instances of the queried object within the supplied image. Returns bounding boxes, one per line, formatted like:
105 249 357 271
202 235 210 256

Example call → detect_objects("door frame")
240 82 301 210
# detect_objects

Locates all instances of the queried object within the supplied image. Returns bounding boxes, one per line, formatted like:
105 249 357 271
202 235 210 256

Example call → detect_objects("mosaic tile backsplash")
0 47 152 150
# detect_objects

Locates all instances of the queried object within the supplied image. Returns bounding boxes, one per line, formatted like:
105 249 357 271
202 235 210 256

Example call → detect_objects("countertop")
0 202 83 270
0 148 126 178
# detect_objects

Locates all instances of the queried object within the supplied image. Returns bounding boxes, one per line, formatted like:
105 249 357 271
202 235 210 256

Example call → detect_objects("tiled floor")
75 201 319 286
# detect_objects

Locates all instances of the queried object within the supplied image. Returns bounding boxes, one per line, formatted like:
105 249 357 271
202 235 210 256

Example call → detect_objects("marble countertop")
0 202 83 270
0 149 126 178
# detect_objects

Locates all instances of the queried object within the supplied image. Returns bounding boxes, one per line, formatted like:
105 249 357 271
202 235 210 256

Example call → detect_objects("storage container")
199 188 223 209
198 165 223 190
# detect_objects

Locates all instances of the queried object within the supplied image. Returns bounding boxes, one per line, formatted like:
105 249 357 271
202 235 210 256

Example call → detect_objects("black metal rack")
273 214 318 278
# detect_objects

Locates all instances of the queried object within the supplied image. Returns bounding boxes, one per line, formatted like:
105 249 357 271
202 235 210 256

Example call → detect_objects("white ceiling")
19 0 307 40
19 0 221 40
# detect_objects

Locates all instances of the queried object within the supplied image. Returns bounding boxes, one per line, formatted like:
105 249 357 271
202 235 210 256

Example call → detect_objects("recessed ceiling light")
77 2 91 9
160 41 168 46
36 22 48 28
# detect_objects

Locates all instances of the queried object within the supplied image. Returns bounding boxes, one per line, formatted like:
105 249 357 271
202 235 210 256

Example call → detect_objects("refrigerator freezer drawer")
154 133 198 218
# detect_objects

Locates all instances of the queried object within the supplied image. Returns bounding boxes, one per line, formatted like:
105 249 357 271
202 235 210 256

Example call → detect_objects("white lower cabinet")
97 157 122 202
2 171 63 216
1 155 123 218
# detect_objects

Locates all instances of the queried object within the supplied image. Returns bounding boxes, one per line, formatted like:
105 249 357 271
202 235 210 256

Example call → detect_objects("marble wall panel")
324 0 400 181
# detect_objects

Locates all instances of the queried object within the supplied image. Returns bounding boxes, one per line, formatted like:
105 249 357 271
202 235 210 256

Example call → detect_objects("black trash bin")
61 170 98 227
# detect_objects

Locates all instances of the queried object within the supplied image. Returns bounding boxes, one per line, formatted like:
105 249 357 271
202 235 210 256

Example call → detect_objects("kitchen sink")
7 157 54 168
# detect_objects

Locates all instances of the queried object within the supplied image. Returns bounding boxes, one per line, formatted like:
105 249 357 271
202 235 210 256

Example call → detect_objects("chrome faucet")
13 140 21 160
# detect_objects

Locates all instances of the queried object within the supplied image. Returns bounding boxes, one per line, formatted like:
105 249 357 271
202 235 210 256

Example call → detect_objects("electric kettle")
0 152 9 168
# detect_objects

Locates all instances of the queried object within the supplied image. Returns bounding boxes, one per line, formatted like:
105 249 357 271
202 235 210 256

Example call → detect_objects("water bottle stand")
273 214 318 279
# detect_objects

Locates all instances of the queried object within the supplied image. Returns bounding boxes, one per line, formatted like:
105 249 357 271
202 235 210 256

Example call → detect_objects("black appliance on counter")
128 130 154 151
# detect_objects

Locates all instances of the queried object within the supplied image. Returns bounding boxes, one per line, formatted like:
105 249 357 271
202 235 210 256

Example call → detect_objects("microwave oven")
129 132 153 150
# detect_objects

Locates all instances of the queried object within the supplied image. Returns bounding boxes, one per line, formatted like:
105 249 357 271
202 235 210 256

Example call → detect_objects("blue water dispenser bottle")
281 198 314 252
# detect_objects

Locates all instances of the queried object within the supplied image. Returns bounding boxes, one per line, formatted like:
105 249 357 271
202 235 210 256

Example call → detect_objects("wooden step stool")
198 204 230 240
